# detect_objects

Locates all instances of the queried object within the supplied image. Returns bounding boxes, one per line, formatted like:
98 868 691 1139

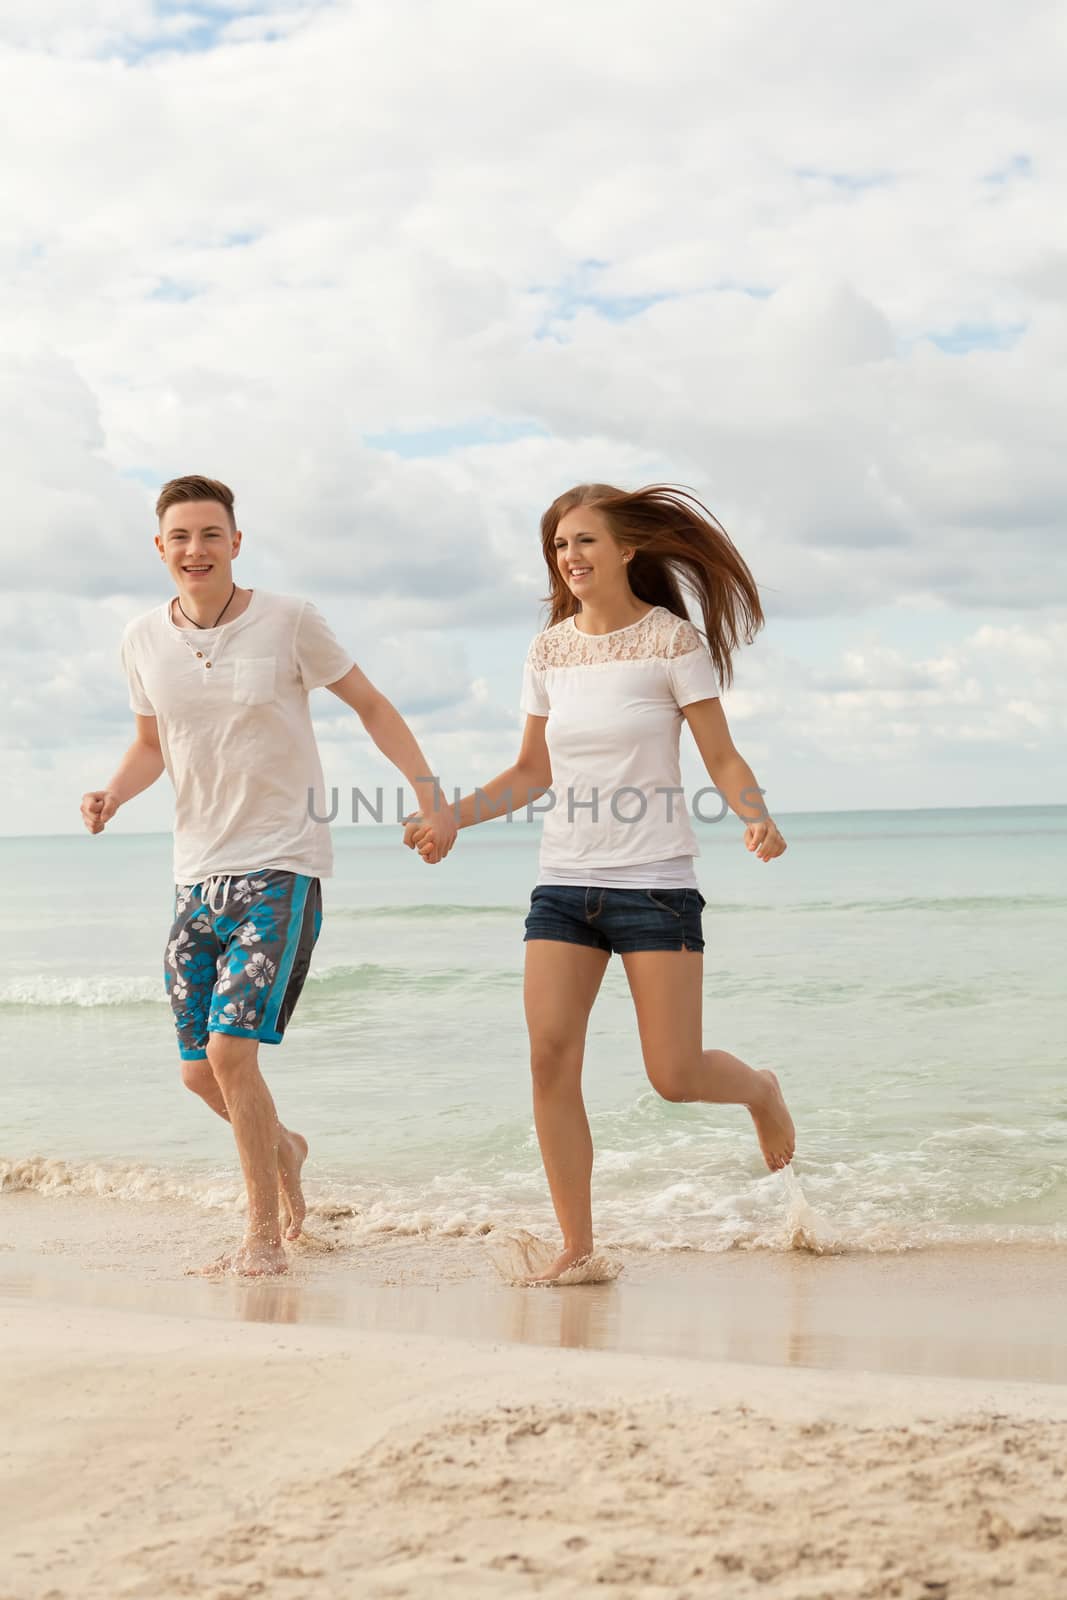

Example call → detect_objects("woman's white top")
537 855 701 890
520 605 721 887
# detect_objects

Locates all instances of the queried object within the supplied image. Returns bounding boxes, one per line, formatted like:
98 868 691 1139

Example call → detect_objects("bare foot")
188 1237 289 1278
748 1069 796 1171
526 1244 594 1285
278 1129 309 1241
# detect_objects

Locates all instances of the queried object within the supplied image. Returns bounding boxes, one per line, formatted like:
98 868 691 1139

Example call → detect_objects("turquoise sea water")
2 806 1065 1253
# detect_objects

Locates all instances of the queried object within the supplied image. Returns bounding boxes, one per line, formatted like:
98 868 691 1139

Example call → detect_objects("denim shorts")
524 885 706 955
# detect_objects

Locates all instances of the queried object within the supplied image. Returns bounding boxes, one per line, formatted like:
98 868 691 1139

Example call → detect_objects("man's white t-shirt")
520 605 722 883
121 591 354 885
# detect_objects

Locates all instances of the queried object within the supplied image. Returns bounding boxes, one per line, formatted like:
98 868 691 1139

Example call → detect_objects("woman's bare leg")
621 950 795 1169
523 940 610 1277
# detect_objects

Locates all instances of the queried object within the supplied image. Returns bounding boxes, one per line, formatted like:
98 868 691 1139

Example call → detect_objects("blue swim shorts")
164 871 322 1060
524 885 706 955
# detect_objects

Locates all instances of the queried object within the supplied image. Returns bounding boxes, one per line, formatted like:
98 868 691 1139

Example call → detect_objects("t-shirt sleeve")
120 629 154 716
520 646 550 716
295 602 356 692
667 620 722 706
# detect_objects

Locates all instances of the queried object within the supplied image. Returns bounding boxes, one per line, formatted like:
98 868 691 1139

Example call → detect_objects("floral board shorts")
524 885 706 954
164 871 322 1061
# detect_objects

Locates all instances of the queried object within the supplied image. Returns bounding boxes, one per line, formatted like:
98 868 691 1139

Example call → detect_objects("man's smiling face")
155 499 241 595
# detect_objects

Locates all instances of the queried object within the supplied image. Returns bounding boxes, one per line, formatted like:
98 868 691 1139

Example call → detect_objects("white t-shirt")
520 605 721 881
537 855 700 890
121 591 354 885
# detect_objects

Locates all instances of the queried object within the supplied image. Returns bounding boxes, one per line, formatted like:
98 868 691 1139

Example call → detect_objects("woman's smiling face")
553 504 630 600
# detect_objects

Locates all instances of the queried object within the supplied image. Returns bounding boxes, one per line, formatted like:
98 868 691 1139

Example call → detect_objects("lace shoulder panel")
666 618 704 659
528 607 701 668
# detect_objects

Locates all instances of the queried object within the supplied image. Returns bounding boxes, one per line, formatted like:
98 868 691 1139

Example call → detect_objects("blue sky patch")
923 322 1026 355
149 277 201 302
111 6 232 61
983 153 1033 185
105 2 319 63
532 260 678 338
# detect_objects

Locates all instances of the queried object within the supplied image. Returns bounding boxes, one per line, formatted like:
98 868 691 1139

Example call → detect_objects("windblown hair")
540 483 763 689
155 475 236 528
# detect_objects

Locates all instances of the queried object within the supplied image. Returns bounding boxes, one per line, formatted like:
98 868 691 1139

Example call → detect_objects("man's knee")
206 1034 259 1082
180 1057 215 1097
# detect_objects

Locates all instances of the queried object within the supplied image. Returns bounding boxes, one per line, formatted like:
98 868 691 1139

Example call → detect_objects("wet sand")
4 1189 1067 1385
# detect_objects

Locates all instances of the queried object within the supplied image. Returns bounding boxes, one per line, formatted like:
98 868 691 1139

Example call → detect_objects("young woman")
406 483 795 1281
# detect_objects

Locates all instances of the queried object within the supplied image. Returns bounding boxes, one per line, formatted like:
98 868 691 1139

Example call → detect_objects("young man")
80 475 456 1277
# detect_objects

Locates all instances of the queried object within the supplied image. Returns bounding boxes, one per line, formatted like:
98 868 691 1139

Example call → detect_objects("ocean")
2 806 1065 1258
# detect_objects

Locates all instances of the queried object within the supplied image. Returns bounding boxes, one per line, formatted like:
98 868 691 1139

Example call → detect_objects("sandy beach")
4 1298 1067 1600
3 1191 1067 1599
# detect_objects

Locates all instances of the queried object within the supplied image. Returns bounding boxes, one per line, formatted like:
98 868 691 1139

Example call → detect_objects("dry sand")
3 1291 1066 1600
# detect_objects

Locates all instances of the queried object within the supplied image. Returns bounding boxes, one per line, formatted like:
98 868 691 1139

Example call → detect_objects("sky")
1 0 1065 836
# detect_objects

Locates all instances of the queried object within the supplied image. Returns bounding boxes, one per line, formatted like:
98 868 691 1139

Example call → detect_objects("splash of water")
485 1228 623 1285
779 1165 843 1254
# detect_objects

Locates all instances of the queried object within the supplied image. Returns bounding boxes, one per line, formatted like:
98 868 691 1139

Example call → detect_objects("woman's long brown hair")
540 483 763 689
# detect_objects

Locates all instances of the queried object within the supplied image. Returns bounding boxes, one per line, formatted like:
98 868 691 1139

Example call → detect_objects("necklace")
176 583 237 630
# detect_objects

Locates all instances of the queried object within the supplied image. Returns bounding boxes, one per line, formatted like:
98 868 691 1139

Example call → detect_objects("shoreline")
5 1188 1067 1386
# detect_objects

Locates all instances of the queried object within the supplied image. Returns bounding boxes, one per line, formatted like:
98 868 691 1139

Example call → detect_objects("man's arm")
403 715 552 863
327 665 457 857
80 715 166 835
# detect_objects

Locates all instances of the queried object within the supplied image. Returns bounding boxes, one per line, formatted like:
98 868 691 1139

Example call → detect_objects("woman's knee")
645 1061 692 1103
529 1042 583 1095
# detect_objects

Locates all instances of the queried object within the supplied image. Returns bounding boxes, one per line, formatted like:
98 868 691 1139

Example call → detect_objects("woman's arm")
404 715 552 862
682 697 787 862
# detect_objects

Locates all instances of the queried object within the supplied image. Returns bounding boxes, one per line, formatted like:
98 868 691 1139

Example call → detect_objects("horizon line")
1 798 1065 842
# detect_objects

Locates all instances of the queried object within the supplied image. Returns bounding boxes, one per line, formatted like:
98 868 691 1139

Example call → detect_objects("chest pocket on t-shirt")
232 656 277 706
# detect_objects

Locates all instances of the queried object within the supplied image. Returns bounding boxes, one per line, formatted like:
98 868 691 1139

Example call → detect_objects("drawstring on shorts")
203 874 233 914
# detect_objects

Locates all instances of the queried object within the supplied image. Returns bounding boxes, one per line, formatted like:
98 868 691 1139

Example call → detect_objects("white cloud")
0 0 1065 828
717 616 1067 792
0 354 155 595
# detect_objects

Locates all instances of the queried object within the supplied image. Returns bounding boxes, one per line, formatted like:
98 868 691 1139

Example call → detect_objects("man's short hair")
156 475 236 529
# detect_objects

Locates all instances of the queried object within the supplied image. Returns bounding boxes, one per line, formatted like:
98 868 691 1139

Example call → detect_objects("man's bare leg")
181 1057 308 1240
192 1035 288 1275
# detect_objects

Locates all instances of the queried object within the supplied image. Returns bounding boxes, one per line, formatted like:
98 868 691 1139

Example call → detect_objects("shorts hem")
611 939 705 954
524 928 611 952
178 1046 209 1062
205 1023 281 1046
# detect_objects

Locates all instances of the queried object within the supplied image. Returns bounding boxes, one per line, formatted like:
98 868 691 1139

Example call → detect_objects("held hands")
80 790 120 836
403 805 783 865
744 816 786 862
402 809 458 866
